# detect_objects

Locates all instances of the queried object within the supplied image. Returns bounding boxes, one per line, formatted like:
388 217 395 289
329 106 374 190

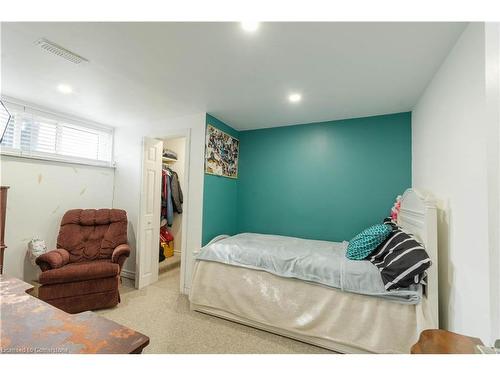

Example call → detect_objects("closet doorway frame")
148 128 191 294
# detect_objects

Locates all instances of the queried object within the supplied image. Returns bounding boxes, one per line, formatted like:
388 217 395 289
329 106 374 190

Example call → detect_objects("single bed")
189 189 439 353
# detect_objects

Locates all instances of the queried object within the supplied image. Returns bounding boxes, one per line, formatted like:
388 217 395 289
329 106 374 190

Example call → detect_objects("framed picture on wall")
205 124 239 179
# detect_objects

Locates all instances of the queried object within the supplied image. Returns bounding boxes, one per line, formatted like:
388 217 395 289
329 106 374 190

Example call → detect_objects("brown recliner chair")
36 209 130 314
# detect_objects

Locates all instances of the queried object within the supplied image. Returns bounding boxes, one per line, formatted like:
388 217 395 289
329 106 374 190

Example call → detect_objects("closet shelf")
162 156 177 164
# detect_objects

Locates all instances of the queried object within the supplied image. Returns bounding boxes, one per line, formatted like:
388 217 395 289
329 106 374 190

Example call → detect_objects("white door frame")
161 128 191 294
137 128 191 293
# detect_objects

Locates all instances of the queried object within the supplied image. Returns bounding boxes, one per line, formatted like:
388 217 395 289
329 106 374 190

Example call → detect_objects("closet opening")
136 129 191 292
159 135 187 280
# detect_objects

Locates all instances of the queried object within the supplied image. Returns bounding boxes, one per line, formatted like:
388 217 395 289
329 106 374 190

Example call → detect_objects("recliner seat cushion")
41 289 120 314
38 260 119 285
57 209 128 263
38 276 119 300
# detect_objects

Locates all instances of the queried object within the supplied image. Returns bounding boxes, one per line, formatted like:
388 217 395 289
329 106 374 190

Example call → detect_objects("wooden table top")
0 276 149 354
411 329 484 354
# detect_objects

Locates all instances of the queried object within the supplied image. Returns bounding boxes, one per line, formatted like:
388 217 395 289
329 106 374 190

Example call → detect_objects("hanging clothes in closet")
161 166 183 226
161 167 174 227
170 170 183 214
160 161 183 262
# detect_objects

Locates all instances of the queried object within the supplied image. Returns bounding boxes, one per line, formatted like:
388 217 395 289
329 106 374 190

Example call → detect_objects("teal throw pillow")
346 224 392 260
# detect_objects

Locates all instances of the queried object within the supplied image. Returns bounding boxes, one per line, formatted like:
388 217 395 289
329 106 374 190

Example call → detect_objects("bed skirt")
189 260 434 354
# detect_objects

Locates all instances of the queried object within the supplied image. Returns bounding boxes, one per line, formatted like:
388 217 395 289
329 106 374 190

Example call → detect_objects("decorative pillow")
369 227 431 290
382 217 395 225
346 224 392 260
382 217 398 230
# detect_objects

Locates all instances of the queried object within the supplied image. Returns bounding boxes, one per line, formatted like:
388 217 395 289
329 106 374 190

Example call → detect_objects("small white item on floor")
28 238 47 266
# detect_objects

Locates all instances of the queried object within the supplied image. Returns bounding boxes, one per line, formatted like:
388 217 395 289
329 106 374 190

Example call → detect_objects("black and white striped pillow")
382 217 397 229
382 217 394 225
369 226 431 290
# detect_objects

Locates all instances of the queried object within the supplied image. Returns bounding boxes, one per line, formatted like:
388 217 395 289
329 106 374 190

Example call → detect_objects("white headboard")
397 188 438 328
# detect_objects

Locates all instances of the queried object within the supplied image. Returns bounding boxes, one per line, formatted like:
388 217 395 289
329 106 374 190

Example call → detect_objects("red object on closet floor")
160 226 174 259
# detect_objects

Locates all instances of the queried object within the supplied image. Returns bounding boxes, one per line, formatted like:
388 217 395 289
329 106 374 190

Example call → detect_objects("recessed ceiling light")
241 21 260 32
288 93 302 103
57 84 73 94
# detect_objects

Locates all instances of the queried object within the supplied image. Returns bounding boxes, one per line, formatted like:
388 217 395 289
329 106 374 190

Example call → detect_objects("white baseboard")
174 249 181 254
121 269 135 280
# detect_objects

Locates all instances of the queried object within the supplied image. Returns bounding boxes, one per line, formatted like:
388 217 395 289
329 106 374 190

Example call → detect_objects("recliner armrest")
36 249 70 272
111 244 131 271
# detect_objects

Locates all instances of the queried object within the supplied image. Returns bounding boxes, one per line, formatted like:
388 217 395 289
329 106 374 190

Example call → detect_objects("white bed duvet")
190 260 433 353
197 233 422 303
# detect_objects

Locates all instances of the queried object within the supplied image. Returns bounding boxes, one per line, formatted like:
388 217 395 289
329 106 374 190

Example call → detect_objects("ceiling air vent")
34 38 89 64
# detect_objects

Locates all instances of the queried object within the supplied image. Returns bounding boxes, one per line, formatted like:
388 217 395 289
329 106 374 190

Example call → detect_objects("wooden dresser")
0 276 150 354
411 329 484 354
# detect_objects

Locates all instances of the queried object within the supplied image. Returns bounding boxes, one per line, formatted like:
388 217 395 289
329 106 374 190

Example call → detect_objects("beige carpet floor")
98 265 331 354
158 253 181 274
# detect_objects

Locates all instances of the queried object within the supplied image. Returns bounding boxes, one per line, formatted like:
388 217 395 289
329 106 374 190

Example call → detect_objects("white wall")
413 23 499 343
163 137 186 253
113 113 205 293
0 156 115 281
485 22 500 341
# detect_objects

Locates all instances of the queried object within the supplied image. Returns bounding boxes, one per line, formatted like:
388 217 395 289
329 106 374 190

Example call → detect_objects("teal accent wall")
202 114 240 245
237 112 411 241
202 112 411 245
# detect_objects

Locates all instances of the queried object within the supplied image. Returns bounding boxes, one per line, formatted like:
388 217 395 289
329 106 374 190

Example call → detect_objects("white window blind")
0 100 113 167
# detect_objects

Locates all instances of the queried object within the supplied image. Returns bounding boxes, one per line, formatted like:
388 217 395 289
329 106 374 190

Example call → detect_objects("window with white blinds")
0 101 114 167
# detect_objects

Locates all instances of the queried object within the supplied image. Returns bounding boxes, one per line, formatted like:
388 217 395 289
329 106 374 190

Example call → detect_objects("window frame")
0 98 115 168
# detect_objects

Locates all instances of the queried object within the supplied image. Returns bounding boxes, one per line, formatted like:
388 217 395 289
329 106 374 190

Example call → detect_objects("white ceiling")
1 22 466 130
